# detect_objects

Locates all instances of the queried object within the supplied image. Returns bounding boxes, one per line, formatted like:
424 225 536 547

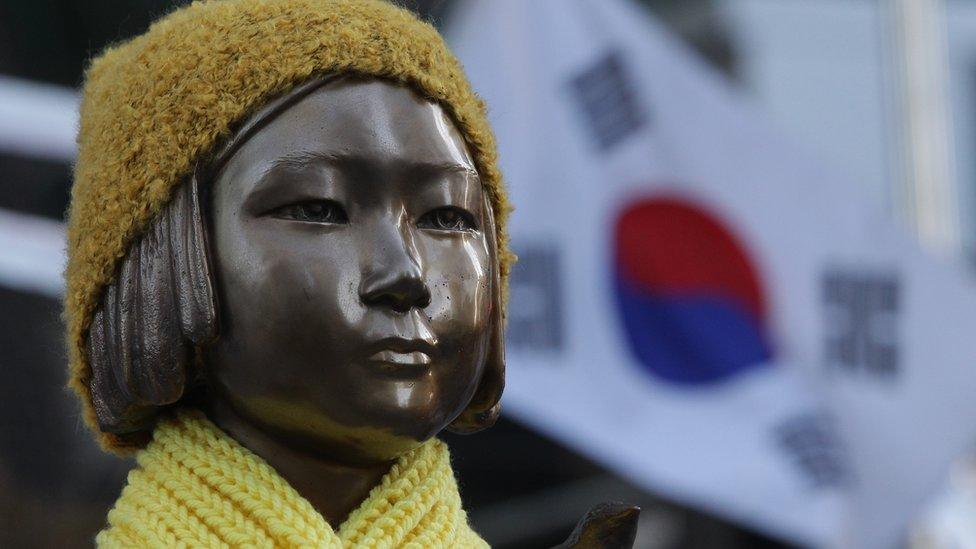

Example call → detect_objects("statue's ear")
447 196 506 434
88 174 218 434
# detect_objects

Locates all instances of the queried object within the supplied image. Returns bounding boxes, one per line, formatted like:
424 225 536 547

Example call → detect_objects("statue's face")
205 79 493 464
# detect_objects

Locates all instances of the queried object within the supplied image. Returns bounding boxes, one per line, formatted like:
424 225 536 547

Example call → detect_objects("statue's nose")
358 216 431 313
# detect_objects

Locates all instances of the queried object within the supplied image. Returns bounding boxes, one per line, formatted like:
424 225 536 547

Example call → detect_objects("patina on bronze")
86 75 637 546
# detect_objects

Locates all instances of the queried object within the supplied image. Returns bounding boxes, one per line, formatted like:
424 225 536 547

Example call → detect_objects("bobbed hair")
87 176 216 443
85 75 506 449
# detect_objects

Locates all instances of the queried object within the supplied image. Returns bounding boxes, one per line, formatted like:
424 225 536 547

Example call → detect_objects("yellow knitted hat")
66 0 512 451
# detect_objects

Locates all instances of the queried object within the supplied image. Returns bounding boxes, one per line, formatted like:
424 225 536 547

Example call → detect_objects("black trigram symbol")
568 49 649 152
823 270 900 380
506 244 564 353
774 411 849 489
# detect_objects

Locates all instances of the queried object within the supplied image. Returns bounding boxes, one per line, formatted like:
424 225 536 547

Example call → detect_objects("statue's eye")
419 207 477 232
274 200 348 224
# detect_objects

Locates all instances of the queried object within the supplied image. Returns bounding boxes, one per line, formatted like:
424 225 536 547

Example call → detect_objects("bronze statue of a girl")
65 1 636 546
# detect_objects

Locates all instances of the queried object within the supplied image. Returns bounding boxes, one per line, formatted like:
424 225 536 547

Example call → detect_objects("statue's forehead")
229 79 476 174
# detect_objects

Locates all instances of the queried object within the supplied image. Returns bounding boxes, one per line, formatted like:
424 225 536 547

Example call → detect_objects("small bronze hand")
554 501 641 549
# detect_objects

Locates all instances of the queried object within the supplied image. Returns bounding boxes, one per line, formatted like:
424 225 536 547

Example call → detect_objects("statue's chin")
231 396 433 465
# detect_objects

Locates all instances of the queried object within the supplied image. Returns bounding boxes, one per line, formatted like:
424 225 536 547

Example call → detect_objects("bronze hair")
87 175 217 436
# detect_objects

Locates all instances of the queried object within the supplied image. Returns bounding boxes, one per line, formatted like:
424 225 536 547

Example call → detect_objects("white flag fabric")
447 1 976 547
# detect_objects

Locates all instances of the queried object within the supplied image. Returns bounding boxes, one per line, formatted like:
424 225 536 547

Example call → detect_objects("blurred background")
3 0 976 547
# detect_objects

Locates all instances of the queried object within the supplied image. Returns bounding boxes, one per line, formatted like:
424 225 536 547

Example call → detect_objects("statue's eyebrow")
266 150 479 178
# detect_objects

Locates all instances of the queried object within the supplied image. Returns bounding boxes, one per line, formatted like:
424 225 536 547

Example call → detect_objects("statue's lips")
365 337 437 374
368 350 432 366
367 350 432 377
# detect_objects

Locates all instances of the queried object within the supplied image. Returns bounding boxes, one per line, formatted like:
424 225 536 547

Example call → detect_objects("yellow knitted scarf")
96 410 488 548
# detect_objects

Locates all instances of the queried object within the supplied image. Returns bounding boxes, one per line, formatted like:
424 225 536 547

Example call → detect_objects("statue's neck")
204 399 392 528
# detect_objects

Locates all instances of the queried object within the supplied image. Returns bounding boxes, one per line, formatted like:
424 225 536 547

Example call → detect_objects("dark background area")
0 1 784 547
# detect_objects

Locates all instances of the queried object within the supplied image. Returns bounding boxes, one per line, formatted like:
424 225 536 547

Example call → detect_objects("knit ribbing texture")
96 410 489 548
66 0 514 453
